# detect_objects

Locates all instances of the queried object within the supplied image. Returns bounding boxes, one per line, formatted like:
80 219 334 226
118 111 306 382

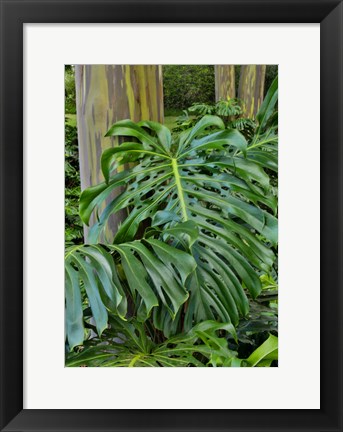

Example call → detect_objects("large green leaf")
65 236 196 349
65 244 126 350
79 115 278 331
246 333 278 367
108 238 195 321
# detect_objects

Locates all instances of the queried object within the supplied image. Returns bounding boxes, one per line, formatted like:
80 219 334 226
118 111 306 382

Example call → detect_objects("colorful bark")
238 65 266 118
215 65 235 101
75 65 164 241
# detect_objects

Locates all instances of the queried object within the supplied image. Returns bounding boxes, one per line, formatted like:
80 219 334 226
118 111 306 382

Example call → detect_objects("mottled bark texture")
238 65 266 118
215 65 235 101
75 65 164 242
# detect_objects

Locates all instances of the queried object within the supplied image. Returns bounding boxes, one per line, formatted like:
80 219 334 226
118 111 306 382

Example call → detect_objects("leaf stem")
129 353 143 367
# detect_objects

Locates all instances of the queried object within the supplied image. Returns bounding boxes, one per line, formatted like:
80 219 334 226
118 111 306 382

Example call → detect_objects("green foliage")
231 333 278 367
65 65 76 114
65 65 82 246
245 333 278 366
189 99 242 118
65 77 278 367
65 232 197 349
265 65 278 96
65 122 83 246
232 272 277 359
162 65 277 112
174 98 257 140
77 115 277 334
66 318 238 367
66 317 277 367
163 65 215 110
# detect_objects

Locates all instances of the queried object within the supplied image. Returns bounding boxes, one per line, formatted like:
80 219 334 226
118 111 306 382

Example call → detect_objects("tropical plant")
65 230 196 349
66 318 238 367
190 98 242 117
66 316 277 367
231 272 277 357
246 76 278 196
65 77 278 366
235 333 278 367
174 98 257 139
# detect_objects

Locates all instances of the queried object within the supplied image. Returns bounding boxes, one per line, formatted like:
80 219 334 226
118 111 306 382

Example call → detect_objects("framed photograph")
1 0 342 431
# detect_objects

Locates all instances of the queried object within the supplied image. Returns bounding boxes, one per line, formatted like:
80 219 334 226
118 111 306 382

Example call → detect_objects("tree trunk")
238 65 266 118
215 65 235 101
75 65 164 242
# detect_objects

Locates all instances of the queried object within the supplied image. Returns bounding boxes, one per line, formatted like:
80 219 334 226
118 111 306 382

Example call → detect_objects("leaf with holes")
79 115 278 332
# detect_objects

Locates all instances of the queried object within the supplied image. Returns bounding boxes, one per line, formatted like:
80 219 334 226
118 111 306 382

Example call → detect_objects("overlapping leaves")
65 235 196 350
66 317 277 368
66 318 238 367
246 76 278 172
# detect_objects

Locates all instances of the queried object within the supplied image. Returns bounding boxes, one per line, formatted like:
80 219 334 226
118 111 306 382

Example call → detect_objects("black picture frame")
1 0 342 431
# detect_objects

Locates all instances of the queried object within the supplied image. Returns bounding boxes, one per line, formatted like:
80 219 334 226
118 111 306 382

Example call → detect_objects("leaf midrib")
171 158 188 221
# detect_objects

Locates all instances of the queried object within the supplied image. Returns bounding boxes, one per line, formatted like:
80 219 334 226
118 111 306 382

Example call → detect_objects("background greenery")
163 65 216 112
163 65 278 115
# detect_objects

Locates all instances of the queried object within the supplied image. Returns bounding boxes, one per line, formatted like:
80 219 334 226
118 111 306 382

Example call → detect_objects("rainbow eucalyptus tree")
75 65 164 241
215 65 236 101
238 65 266 118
